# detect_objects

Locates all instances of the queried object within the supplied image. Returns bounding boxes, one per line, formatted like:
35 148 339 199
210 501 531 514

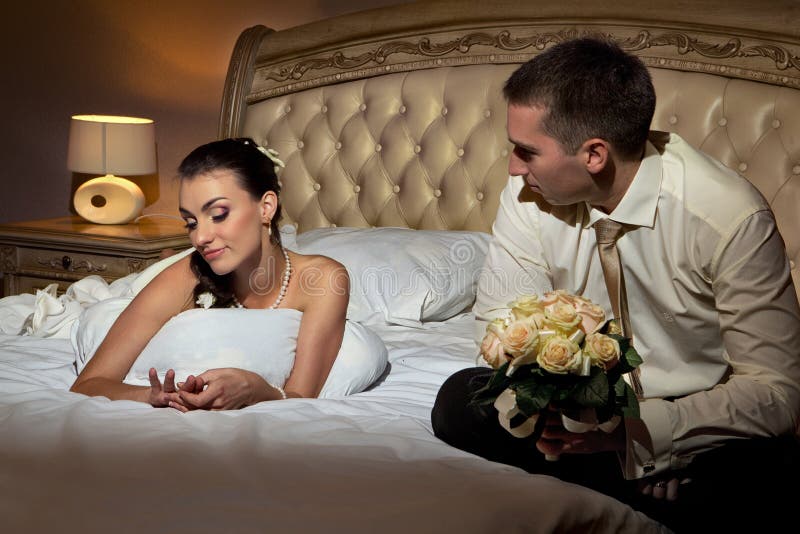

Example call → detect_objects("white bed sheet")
0 313 667 533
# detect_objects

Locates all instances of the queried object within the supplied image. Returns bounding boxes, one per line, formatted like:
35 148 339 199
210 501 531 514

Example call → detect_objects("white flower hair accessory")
256 145 285 174
196 292 215 309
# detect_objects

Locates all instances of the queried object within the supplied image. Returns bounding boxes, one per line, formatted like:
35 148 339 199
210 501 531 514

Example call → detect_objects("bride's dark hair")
178 137 283 308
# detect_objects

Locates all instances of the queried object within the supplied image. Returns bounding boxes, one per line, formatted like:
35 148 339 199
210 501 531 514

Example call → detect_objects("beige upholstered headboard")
219 0 800 293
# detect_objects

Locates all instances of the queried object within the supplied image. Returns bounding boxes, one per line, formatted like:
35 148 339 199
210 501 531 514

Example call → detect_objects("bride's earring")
267 220 272 237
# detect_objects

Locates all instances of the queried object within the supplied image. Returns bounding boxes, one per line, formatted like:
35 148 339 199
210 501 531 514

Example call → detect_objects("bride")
70 138 350 410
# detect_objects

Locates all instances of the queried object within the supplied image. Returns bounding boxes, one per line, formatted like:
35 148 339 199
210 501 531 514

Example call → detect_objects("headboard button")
668 115 678 125
353 185 361 193
791 260 796 269
457 148 464 157
359 103 367 112
414 145 421 154
738 162 748 172
335 142 342 150
476 192 484 201
433 189 442 198
772 119 781 129
375 144 382 152
297 141 304 149
313 183 321 191
793 165 800 175
718 118 728 127
392 185 401 193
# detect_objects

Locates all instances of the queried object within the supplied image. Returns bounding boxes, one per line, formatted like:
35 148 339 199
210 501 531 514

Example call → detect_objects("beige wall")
0 0 409 223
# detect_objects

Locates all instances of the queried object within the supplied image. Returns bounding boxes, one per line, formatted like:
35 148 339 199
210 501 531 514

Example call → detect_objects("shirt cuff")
618 398 673 479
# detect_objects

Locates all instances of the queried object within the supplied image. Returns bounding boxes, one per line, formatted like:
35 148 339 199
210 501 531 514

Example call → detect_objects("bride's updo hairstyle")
178 137 283 308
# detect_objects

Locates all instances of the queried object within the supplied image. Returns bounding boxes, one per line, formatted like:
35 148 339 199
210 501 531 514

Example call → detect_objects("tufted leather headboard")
218 0 800 295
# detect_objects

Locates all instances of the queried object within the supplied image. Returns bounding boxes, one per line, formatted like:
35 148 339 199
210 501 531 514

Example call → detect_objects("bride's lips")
202 248 225 261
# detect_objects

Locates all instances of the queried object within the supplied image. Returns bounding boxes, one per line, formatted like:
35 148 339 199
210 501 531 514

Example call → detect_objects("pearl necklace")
231 247 292 309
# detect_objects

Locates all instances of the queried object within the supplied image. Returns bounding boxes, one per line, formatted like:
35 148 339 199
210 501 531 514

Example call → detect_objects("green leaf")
512 379 556 416
624 346 643 368
468 364 511 407
620 382 641 419
570 370 609 408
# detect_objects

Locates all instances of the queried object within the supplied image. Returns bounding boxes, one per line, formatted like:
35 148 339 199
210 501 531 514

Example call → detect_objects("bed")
2 0 799 532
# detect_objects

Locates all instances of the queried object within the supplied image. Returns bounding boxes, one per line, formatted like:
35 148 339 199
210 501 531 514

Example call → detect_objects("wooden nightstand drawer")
15 247 137 280
12 275 75 296
0 216 190 297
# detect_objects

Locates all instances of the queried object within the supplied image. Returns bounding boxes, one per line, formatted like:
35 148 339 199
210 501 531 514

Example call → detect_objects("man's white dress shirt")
474 132 800 478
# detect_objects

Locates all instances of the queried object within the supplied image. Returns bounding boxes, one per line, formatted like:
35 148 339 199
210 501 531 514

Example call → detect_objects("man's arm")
473 176 553 343
623 210 800 478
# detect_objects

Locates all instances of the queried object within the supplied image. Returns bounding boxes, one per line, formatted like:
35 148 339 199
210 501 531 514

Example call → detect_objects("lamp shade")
67 115 156 175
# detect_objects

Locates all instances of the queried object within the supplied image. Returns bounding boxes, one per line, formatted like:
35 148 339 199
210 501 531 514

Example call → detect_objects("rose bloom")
571 295 606 334
509 294 545 321
584 333 621 370
537 335 585 374
501 318 540 358
540 289 576 307
543 302 581 332
480 330 509 369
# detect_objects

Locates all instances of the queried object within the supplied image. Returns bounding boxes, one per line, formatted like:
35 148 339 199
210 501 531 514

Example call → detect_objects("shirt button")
313 183 321 191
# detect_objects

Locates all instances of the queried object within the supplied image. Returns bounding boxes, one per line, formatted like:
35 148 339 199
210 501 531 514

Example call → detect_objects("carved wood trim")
1 246 16 273
247 26 800 102
36 255 107 273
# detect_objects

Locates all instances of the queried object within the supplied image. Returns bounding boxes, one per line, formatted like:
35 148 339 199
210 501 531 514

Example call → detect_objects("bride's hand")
177 368 281 410
147 367 187 410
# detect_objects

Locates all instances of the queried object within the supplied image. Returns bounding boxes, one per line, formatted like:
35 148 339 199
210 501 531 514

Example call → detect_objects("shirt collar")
585 140 662 229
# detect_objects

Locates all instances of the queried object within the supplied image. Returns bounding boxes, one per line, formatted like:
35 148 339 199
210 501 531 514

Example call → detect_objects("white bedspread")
0 301 668 533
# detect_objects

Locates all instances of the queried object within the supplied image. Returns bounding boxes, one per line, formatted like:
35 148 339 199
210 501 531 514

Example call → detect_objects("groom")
431 37 800 531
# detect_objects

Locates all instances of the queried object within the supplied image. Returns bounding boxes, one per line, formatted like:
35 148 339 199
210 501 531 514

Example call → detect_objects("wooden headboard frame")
217 0 800 288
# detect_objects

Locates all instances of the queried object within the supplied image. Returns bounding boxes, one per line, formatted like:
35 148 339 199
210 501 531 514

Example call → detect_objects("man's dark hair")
503 37 655 159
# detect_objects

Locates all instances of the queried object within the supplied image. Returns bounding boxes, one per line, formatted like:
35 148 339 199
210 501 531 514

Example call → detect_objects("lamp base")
73 175 145 225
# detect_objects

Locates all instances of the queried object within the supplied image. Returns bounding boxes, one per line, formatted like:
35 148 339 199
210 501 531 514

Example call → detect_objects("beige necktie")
594 218 643 397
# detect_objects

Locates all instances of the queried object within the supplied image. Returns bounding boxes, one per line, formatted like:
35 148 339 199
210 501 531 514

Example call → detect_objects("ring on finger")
654 481 667 488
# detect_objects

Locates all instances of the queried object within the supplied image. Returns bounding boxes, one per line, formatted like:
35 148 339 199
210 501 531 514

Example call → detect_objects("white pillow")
72 300 388 398
295 227 490 326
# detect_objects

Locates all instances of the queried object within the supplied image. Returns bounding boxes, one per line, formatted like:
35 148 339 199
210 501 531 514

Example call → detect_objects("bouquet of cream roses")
471 290 642 446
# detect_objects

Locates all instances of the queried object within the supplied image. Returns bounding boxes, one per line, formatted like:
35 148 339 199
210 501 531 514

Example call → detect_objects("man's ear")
260 191 278 222
580 138 611 174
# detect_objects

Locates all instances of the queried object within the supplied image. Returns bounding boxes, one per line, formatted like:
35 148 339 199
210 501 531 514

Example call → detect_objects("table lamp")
67 115 156 224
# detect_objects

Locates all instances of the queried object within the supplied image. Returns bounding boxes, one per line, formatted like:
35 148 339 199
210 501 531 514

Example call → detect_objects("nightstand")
0 216 191 297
